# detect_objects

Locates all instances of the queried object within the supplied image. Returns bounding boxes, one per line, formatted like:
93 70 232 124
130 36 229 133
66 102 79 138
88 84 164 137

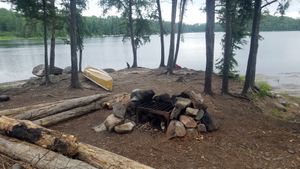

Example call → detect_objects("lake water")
0 32 299 95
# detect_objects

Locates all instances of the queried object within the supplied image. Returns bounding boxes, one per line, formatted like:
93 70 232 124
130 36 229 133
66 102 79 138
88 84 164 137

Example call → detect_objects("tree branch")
261 0 277 9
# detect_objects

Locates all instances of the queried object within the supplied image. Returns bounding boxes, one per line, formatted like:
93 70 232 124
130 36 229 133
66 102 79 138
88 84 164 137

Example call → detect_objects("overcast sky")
0 0 299 24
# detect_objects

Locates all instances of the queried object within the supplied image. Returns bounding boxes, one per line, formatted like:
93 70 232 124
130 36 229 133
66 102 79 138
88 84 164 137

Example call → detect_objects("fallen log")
0 116 78 156
14 93 109 120
33 100 103 126
0 135 97 169
77 143 154 169
0 101 62 117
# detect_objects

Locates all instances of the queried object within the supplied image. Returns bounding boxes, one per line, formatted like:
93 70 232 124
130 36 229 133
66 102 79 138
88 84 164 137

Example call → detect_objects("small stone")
197 123 207 133
185 107 199 116
287 149 295 154
179 115 197 128
274 102 287 112
104 114 123 131
278 97 289 107
180 90 205 109
195 109 205 121
166 120 186 139
130 89 155 102
32 64 45 77
92 122 107 132
170 107 182 119
292 103 299 108
186 128 199 138
175 97 192 109
12 163 23 169
112 102 127 119
114 121 136 134
201 111 218 132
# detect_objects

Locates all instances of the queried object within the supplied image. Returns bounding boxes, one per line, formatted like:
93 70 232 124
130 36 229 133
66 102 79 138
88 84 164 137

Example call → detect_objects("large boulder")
166 120 186 139
114 121 136 134
104 114 123 131
201 111 218 132
32 64 63 77
179 115 197 128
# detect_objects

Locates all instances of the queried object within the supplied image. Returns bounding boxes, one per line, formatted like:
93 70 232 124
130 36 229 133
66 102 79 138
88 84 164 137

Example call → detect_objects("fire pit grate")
135 101 174 130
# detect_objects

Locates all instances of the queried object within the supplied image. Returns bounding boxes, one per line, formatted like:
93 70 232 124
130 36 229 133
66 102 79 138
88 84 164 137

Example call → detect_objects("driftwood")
77 143 154 169
0 135 97 169
33 100 103 126
0 101 62 117
14 94 109 120
0 116 78 156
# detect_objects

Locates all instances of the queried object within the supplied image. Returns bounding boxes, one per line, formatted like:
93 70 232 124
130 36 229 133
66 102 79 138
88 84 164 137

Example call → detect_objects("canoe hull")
83 67 113 91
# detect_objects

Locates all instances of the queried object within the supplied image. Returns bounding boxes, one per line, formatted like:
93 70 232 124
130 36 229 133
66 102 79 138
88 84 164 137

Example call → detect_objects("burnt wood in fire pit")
135 101 174 130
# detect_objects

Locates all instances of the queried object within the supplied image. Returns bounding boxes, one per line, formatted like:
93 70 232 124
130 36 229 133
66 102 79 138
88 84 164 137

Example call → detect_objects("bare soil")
1 68 300 169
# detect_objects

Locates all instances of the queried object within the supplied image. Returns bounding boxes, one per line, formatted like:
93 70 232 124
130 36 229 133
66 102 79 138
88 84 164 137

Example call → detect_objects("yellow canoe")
83 66 113 91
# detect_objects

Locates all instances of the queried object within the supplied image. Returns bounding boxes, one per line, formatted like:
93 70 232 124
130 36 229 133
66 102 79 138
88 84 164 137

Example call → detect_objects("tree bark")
156 0 165 67
0 116 78 156
221 0 232 94
14 94 109 120
77 143 154 169
167 0 178 74
0 135 97 169
0 101 62 117
79 48 83 72
129 0 138 68
242 0 262 94
33 100 103 127
49 0 56 73
42 0 49 86
204 0 215 95
70 0 80 88
173 0 187 67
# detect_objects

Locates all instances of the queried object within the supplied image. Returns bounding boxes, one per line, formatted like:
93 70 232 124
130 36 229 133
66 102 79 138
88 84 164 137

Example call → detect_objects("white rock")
92 122 107 132
114 121 136 134
104 114 123 131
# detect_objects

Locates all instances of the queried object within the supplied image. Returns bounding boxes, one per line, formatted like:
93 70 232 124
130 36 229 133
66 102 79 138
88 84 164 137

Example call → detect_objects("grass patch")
256 81 272 98
239 75 245 82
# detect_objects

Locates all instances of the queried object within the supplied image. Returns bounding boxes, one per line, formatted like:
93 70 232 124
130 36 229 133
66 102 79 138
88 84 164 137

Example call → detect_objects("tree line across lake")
0 8 299 39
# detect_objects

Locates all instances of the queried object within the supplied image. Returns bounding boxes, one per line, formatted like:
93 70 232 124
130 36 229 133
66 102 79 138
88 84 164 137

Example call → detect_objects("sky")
0 0 299 24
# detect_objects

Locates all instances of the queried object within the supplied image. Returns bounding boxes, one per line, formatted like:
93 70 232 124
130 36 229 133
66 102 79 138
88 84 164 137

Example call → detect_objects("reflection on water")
0 32 299 95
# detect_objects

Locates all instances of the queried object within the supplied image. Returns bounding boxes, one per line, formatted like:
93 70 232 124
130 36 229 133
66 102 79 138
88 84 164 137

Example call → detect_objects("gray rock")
175 97 192 109
197 123 207 133
179 115 197 128
12 163 23 169
130 89 155 102
0 95 9 102
32 64 45 77
49 74 61 83
195 109 205 121
153 93 172 103
166 120 186 139
185 107 199 116
201 111 218 132
181 90 206 109
186 128 199 138
114 121 136 134
92 122 107 132
274 102 287 112
104 114 123 131
278 97 289 107
112 102 127 119
63 66 72 74
170 107 182 119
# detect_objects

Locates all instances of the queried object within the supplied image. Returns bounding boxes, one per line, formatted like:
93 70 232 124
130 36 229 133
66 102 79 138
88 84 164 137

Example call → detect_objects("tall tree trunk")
221 0 232 94
42 0 49 86
173 0 187 67
242 0 262 94
204 0 215 95
156 0 165 67
70 0 80 88
129 0 138 68
79 48 83 72
167 0 178 74
49 0 56 73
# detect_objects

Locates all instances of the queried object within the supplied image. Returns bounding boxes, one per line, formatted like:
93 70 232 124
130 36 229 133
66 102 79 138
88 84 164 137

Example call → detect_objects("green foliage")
256 81 272 97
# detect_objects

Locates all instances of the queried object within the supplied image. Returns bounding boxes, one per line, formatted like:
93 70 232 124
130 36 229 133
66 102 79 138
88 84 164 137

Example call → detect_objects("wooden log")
0 101 62 117
33 100 103 127
0 135 97 169
0 116 78 156
14 94 109 120
77 143 154 169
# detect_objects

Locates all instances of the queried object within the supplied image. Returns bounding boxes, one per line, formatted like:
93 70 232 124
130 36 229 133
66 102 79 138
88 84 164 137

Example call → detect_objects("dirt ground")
1 68 300 169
